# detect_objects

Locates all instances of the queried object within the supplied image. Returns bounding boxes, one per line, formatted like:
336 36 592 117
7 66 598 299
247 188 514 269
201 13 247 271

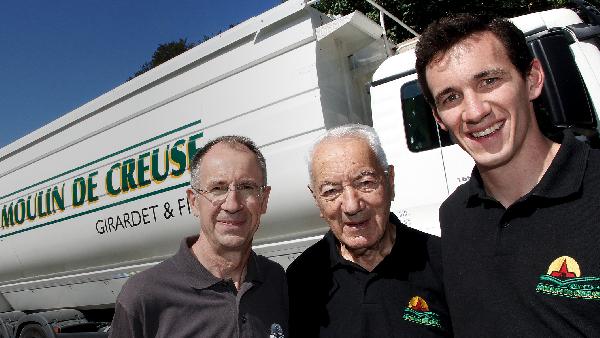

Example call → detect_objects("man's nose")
341 186 363 215
463 91 491 123
220 189 243 213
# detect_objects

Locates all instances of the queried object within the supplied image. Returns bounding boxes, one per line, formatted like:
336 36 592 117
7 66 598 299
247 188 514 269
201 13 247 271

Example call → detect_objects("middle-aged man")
416 13 600 336
109 135 288 338
287 124 451 337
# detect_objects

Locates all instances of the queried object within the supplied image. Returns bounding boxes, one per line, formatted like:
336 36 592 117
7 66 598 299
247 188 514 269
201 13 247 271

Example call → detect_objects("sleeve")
108 282 146 338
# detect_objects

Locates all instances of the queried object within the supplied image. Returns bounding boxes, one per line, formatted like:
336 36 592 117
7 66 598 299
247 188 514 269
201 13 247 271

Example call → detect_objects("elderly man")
287 124 450 337
416 14 600 336
109 136 288 338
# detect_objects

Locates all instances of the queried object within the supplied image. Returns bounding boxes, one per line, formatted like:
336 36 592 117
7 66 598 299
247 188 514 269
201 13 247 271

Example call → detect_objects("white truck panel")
0 3 385 312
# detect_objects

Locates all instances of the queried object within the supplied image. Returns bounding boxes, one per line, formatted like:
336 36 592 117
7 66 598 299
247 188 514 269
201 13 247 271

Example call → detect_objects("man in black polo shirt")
109 136 288 338
287 124 451 337
415 14 600 336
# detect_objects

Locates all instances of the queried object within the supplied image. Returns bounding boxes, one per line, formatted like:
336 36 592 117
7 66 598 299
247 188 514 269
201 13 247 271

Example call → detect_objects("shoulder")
286 235 330 277
116 256 177 308
254 254 286 280
440 181 469 211
397 225 442 270
587 146 600 169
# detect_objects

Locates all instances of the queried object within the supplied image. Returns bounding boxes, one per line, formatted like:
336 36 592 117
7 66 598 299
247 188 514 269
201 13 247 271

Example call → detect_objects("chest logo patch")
535 256 600 300
402 296 442 328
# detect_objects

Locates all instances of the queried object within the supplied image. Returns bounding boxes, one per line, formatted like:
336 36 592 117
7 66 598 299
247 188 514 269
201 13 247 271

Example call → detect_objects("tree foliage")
129 23 240 80
130 38 196 80
312 0 597 42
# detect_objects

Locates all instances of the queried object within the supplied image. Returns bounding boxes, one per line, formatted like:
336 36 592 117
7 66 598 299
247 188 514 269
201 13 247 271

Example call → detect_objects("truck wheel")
19 324 49 338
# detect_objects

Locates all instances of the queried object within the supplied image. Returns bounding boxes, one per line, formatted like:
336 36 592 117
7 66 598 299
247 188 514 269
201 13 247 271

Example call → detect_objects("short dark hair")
415 13 533 108
190 135 267 187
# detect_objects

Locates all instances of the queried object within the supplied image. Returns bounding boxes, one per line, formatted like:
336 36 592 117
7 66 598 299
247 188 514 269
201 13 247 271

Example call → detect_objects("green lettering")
26 194 37 221
52 184 65 211
170 139 187 177
87 172 99 203
106 163 122 196
151 147 169 183
37 190 48 217
45 188 52 214
14 199 25 224
2 203 14 228
121 159 137 192
187 132 203 169
72 177 86 207
137 152 151 187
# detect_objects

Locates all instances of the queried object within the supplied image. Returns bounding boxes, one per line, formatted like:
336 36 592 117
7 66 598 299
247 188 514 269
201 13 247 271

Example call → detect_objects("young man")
109 136 288 338
416 14 600 336
287 124 451 337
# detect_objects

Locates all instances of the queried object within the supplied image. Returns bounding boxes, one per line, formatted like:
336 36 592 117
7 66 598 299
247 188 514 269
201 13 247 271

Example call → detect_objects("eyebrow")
434 68 509 105
473 68 507 80
318 170 378 186
356 170 377 178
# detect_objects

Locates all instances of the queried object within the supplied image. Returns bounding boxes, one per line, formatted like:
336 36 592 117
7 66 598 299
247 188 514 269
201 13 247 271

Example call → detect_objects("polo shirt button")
241 315 247 323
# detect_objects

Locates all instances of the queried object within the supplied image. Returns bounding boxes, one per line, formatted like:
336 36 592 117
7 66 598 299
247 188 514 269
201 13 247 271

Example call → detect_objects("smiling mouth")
471 121 504 138
218 220 245 226
345 220 368 227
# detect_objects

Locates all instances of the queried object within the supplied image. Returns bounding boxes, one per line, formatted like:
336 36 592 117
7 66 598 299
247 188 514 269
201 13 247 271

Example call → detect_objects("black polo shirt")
287 214 451 337
440 132 600 337
109 236 288 338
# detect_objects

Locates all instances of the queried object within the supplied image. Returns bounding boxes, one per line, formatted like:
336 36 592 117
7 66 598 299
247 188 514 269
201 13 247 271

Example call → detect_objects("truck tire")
19 324 49 338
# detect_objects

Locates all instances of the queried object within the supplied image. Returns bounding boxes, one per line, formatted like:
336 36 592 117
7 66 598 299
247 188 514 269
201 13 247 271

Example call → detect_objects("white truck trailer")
0 0 599 336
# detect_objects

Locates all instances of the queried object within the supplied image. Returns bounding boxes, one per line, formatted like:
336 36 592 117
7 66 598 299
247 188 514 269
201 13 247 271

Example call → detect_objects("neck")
479 133 560 208
191 237 251 290
340 222 396 272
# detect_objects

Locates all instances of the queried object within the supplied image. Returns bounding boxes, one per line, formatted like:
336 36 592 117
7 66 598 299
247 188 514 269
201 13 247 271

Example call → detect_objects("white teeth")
472 122 504 138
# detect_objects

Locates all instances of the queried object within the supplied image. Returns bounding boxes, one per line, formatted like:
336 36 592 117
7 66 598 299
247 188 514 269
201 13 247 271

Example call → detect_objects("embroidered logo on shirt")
535 256 600 300
269 323 284 338
402 296 442 328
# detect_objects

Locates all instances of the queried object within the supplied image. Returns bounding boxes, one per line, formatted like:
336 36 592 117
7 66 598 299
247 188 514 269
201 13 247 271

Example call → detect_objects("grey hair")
189 135 267 188
307 124 388 182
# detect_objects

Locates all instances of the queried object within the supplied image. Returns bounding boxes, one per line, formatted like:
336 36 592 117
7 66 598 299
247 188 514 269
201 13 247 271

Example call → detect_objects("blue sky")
0 0 281 148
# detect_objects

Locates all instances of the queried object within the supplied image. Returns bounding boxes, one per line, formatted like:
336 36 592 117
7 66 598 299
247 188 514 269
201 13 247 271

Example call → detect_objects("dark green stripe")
1 119 202 201
0 182 189 239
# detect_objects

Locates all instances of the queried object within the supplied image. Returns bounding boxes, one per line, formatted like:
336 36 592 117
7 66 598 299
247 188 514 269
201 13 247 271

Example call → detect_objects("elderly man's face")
187 143 270 252
310 137 394 251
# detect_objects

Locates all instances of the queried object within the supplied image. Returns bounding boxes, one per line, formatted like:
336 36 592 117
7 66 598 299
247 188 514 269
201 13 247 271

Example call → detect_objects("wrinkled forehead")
311 137 382 181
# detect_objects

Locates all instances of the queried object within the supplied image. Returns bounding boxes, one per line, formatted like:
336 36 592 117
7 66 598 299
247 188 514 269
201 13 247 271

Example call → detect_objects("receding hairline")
200 142 264 175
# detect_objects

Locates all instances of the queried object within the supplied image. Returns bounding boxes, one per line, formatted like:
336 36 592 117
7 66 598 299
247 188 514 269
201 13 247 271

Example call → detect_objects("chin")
342 236 376 251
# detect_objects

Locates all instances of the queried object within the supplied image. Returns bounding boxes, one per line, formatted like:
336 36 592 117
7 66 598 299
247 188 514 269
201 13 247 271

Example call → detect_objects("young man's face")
425 31 544 170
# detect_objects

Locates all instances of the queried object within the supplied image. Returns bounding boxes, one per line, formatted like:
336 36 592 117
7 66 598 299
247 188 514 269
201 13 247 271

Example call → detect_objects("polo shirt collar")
531 131 588 198
325 213 404 269
174 235 263 290
465 131 588 204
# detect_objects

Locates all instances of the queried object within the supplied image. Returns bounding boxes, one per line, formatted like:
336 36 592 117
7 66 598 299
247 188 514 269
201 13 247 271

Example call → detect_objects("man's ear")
259 186 271 214
387 165 395 201
307 184 324 218
186 188 200 217
527 59 545 101
433 108 448 131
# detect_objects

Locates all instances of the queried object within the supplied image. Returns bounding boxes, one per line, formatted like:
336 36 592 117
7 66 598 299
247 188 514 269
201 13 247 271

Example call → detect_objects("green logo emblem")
535 256 600 300
402 296 442 329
